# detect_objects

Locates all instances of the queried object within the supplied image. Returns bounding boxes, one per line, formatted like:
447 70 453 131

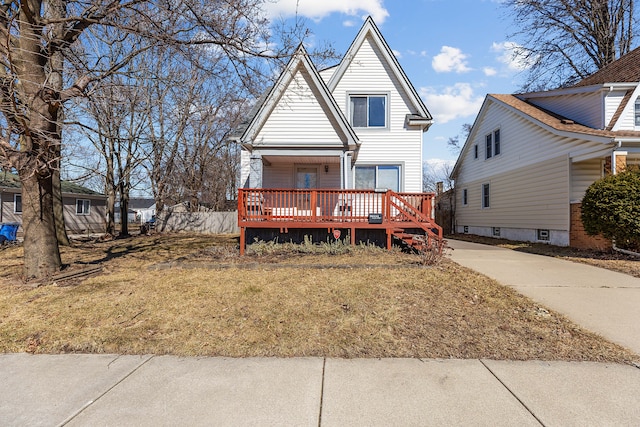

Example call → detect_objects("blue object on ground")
0 223 19 242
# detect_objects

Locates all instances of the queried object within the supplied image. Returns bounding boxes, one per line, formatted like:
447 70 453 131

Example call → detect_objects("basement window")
537 229 550 241
492 227 501 237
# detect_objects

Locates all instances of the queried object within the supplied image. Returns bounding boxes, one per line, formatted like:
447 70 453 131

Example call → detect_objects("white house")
233 16 432 194
231 17 440 253
451 47 640 249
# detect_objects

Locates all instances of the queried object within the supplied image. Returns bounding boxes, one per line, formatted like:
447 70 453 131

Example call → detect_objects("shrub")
581 169 640 249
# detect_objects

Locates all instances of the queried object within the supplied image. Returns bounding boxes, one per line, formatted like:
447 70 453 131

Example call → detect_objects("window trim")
76 198 91 216
348 93 388 129
485 128 501 159
13 193 22 214
481 183 490 209
635 97 640 127
354 164 402 192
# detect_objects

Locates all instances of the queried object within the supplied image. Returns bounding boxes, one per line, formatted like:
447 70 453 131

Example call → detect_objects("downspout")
343 151 353 189
612 240 640 258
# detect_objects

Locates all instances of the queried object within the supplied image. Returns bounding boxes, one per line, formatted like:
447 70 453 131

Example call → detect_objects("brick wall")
569 203 611 250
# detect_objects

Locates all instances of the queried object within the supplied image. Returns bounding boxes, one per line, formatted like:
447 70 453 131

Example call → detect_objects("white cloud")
420 83 484 124
263 0 389 24
432 46 471 73
491 41 533 71
483 67 497 76
392 49 402 58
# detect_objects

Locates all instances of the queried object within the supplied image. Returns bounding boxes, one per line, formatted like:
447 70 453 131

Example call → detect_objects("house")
450 47 640 249
231 17 441 254
0 172 107 235
115 198 156 224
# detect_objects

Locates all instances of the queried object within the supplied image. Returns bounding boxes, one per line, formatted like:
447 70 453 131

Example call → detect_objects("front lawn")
0 234 635 363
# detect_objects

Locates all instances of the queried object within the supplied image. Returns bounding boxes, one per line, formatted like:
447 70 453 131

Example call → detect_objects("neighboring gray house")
451 47 640 249
0 172 106 234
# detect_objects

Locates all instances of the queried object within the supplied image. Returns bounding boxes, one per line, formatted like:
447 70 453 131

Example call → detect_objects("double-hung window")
76 199 91 215
14 194 22 213
355 165 400 191
350 95 386 128
485 129 501 159
635 97 640 127
482 183 490 208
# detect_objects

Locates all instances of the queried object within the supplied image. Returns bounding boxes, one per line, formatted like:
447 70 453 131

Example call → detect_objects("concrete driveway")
447 239 640 355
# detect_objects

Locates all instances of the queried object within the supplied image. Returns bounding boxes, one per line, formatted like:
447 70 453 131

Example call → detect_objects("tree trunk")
20 170 62 279
50 0 70 246
52 168 70 245
119 184 130 236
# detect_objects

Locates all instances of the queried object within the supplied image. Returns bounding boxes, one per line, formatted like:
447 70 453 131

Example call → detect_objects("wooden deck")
237 188 442 255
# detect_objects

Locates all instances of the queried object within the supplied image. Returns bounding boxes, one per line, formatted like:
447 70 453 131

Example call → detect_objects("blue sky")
263 0 530 167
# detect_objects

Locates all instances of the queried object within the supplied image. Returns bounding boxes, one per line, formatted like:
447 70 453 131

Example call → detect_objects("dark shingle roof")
574 46 640 87
0 172 104 196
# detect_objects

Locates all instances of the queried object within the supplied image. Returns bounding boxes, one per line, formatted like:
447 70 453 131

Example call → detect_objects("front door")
296 167 318 189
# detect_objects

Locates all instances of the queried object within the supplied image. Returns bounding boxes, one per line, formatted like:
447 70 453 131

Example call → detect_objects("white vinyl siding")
263 163 340 189
526 92 603 129
331 35 422 192
605 90 629 128
570 159 603 202
457 156 570 230
456 101 604 184
256 68 346 148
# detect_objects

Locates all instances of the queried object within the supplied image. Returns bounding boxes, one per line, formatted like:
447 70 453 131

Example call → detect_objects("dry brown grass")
0 233 636 363
450 234 640 278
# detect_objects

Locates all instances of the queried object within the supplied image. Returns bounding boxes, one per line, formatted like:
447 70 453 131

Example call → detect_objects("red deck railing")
237 188 442 254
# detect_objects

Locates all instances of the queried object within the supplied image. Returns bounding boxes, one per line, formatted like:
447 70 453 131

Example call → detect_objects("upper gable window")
485 129 501 159
350 95 386 128
635 97 640 127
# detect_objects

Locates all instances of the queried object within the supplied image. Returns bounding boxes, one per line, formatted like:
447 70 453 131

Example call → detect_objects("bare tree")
0 0 314 279
503 0 637 90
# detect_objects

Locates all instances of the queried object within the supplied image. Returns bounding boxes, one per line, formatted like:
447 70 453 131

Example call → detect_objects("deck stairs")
388 191 444 255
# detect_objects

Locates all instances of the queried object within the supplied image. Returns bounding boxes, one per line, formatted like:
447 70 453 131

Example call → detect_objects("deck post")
239 227 246 255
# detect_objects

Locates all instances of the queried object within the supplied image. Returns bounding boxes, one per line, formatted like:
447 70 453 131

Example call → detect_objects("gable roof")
326 16 432 123
0 172 104 196
574 46 640 87
451 93 640 177
232 44 359 150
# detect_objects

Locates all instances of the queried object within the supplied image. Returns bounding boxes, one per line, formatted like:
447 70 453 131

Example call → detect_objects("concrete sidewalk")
447 239 640 355
1 353 639 426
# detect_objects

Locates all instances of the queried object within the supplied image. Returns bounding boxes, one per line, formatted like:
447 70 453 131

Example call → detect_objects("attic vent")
561 119 575 125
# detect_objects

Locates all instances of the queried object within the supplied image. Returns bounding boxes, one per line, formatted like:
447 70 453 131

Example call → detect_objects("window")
492 227 501 237
76 199 91 215
485 129 501 159
474 145 478 159
482 183 490 208
355 165 400 191
635 97 640 127
350 95 386 128
462 188 468 206
13 194 22 213
537 229 550 241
